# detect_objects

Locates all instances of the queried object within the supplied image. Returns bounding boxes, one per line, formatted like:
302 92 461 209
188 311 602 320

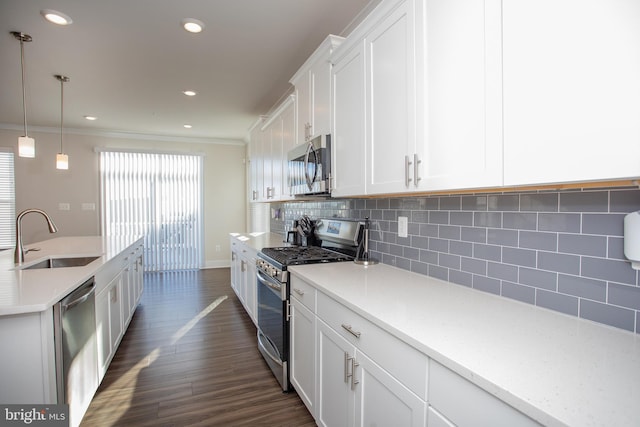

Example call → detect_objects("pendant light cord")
60 78 64 152
55 75 69 156
19 37 28 137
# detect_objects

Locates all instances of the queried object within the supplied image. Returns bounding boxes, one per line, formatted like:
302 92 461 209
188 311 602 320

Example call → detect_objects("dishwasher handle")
62 279 95 312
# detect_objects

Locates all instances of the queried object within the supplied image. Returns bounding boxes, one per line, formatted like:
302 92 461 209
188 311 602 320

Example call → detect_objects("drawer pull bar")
293 288 305 296
341 323 361 338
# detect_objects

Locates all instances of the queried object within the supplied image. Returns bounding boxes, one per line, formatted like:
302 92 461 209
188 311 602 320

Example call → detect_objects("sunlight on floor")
99 294 229 422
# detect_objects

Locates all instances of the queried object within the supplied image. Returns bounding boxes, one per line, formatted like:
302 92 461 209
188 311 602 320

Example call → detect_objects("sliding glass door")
99 150 203 271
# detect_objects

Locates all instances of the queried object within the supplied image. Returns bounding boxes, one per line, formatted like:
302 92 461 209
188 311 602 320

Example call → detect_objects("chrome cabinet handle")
351 357 360 390
341 323 361 338
293 288 305 296
404 155 413 187
344 352 352 383
413 153 422 187
343 352 360 390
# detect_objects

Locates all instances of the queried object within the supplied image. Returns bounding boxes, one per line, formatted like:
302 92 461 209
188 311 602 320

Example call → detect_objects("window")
99 150 203 271
0 150 15 250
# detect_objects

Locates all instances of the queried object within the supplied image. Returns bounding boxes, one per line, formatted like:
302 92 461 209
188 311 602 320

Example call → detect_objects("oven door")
256 268 289 391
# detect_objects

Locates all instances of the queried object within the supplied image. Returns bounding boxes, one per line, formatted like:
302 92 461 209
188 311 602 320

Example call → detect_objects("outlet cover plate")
398 216 408 238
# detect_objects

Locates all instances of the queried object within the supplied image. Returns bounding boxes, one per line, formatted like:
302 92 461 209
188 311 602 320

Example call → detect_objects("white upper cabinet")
247 118 264 202
502 0 640 186
332 0 503 196
366 0 422 195
331 41 367 197
247 96 295 203
421 0 503 191
291 35 344 145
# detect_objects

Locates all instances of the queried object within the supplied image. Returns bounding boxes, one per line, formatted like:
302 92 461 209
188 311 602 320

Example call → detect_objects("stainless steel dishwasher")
53 277 98 425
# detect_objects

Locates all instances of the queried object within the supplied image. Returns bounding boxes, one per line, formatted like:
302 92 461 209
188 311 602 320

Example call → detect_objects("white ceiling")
0 0 375 143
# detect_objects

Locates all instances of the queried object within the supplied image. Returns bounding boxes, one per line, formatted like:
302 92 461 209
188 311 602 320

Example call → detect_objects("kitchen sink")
21 256 100 270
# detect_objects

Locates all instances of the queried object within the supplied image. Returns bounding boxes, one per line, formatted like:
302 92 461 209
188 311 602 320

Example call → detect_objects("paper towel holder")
624 211 640 270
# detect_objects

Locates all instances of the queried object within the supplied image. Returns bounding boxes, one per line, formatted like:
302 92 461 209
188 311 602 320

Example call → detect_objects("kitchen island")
0 235 143 427
289 261 640 427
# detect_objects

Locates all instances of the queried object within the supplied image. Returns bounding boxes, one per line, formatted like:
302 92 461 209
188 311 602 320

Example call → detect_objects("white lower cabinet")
355 350 426 427
95 242 144 382
291 273 427 427
96 271 124 380
229 236 258 325
427 360 540 427
290 296 316 416
291 271 547 427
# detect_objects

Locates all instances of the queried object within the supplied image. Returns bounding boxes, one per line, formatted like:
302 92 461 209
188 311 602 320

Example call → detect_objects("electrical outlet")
215 245 221 252
58 203 70 211
398 216 408 238
82 203 96 211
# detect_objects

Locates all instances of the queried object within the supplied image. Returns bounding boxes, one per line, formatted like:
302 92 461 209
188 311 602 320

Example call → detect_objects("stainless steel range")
255 218 364 391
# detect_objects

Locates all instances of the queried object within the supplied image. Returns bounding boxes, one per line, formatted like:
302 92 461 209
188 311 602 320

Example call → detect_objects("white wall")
1 127 246 268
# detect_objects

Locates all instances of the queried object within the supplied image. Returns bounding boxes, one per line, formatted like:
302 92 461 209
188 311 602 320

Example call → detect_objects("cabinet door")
295 73 312 145
502 0 640 185
280 99 296 199
243 251 257 324
230 242 240 296
95 289 111 380
290 297 316 416
317 319 356 427
248 126 264 202
366 0 419 195
262 123 275 200
422 0 503 191
109 275 123 349
310 56 332 139
332 42 367 197
354 350 427 427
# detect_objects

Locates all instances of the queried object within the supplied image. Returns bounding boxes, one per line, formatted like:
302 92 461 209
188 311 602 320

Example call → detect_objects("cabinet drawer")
429 360 540 427
290 274 317 312
317 291 427 399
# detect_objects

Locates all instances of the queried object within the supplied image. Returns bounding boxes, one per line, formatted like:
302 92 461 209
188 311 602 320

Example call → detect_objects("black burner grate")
261 246 354 266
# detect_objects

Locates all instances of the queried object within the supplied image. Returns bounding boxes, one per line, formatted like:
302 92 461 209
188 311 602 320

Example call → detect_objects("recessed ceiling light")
183 124 193 129
84 115 97 121
41 9 73 25
182 90 197 97
181 18 205 34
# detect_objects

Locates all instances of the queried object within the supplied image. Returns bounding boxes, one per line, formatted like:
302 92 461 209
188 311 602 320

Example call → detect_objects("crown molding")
0 123 246 146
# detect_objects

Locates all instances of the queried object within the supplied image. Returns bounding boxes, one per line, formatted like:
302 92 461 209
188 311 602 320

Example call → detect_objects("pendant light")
55 75 70 170
11 32 35 158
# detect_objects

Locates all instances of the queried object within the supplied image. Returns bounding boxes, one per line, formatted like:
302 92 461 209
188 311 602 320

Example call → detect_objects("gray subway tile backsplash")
271 187 640 333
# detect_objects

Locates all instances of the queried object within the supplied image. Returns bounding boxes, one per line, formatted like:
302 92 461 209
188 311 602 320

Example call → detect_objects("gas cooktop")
261 246 354 267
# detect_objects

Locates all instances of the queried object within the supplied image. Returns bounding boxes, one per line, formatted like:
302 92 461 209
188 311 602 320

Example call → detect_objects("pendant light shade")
12 32 35 158
55 75 70 170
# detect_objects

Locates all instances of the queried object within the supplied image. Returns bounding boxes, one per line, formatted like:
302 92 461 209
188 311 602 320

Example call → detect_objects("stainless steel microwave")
287 134 331 197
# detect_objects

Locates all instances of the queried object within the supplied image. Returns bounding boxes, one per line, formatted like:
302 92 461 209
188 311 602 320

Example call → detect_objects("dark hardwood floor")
82 268 316 427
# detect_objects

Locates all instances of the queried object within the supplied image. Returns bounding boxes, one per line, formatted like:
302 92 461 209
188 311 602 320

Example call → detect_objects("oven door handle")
257 270 282 293
258 330 283 367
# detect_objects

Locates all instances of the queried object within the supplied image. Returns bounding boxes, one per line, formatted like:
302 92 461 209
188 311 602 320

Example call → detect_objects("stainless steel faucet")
14 208 58 264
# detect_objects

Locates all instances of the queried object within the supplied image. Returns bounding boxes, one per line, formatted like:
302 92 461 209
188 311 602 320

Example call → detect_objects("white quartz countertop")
230 232 290 252
289 261 640 427
0 236 142 316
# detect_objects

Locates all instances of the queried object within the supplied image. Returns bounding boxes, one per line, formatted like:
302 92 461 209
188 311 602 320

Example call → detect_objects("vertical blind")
99 150 203 271
0 150 15 249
